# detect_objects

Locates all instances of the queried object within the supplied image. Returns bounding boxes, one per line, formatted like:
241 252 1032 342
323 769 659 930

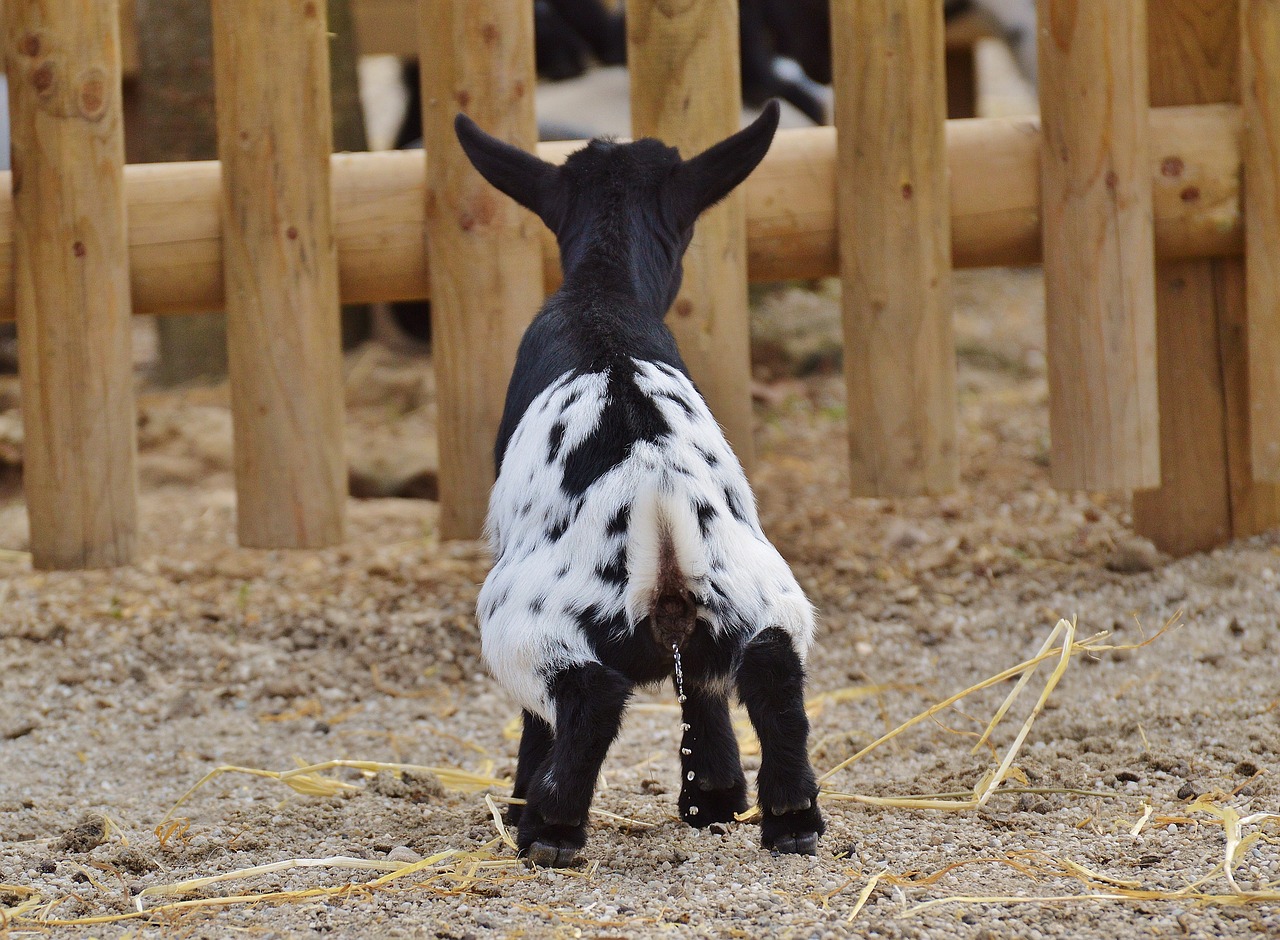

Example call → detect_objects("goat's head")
455 101 779 313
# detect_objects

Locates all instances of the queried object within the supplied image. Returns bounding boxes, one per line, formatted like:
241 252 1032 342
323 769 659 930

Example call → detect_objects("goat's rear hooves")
760 803 824 856
523 839 584 869
769 831 819 856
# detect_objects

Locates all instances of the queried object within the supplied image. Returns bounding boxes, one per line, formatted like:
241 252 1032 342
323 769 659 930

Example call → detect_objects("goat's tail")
625 484 704 650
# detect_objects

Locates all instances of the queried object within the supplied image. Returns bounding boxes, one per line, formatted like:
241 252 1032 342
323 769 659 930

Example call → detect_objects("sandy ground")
1 264 1279 939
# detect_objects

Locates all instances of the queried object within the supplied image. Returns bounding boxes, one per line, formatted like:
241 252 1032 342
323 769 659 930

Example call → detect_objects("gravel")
0 270 1278 938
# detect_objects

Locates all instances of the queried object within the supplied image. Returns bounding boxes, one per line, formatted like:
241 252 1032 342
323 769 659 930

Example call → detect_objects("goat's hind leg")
508 710 554 827
737 627 825 855
519 662 632 867
678 684 748 826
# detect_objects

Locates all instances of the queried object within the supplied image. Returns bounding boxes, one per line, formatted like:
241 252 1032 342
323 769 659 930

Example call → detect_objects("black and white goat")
457 100 824 867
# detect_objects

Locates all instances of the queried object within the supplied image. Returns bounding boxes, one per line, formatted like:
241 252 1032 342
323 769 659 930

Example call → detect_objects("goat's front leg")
678 684 748 826
519 662 632 867
737 627 825 855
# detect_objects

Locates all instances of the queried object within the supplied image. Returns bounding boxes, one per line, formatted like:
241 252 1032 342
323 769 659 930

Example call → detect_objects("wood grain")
1134 0 1280 553
212 0 347 548
420 0 543 538
833 0 956 496
6 0 139 568
1241 0 1280 480
627 0 755 470
1036 0 1160 491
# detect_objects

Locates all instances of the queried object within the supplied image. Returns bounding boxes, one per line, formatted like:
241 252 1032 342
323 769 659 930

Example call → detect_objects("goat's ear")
672 100 780 226
454 113 559 222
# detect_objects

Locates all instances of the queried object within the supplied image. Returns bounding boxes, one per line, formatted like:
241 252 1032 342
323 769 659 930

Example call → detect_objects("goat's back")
478 357 814 726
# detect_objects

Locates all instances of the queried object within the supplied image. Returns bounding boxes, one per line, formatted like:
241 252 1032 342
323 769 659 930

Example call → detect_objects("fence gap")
6 0 139 569
420 0 543 539
211 1 347 548
627 0 755 472
833 0 957 496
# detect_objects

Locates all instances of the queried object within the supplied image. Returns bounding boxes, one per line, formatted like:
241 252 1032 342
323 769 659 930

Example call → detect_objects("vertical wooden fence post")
211 1 347 548
832 0 956 496
420 0 543 539
628 0 756 471
1134 0 1280 553
1036 0 1159 492
1242 0 1280 481
6 0 139 569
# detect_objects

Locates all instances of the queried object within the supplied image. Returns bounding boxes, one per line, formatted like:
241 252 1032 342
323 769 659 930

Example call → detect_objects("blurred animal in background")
458 100 825 867
748 0 1039 122
388 0 1040 346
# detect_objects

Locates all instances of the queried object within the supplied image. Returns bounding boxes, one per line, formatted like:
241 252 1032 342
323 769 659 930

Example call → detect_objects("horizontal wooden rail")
0 105 1242 321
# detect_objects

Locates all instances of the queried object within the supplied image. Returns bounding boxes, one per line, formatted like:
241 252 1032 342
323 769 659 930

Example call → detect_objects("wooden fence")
3 0 1278 568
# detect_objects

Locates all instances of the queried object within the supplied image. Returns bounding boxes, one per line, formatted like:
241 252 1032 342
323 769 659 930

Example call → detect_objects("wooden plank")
833 0 956 496
1130 262 1232 553
0 109 1250 321
1135 0 1280 552
627 0 755 470
1240 0 1280 480
1217 258 1280 533
1036 0 1160 491
211 0 347 548
420 0 542 539
5 0 138 569
351 0 418 57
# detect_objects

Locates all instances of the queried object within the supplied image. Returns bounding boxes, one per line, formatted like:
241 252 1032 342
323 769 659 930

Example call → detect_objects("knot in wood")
31 61 55 96
78 69 108 121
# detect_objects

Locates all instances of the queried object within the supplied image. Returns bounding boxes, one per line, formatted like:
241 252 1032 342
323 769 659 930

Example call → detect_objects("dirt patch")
0 270 1278 938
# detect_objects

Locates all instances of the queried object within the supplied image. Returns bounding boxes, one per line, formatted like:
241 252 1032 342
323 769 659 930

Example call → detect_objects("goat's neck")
557 216 681 322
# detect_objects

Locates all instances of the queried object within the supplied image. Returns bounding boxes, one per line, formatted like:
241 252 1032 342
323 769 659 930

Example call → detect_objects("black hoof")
524 838 583 868
760 802 824 855
680 780 748 828
517 816 587 868
770 830 819 855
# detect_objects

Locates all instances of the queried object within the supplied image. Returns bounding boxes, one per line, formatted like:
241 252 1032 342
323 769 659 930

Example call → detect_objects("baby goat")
457 100 824 867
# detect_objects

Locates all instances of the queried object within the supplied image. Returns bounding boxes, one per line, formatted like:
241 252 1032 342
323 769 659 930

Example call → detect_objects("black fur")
737 628 824 854
679 685 749 826
519 663 633 866
456 107 780 472
508 710 555 827
560 366 671 496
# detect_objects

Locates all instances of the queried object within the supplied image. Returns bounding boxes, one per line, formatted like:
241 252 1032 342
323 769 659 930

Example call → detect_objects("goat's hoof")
760 802 824 856
769 831 819 856
524 839 583 868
